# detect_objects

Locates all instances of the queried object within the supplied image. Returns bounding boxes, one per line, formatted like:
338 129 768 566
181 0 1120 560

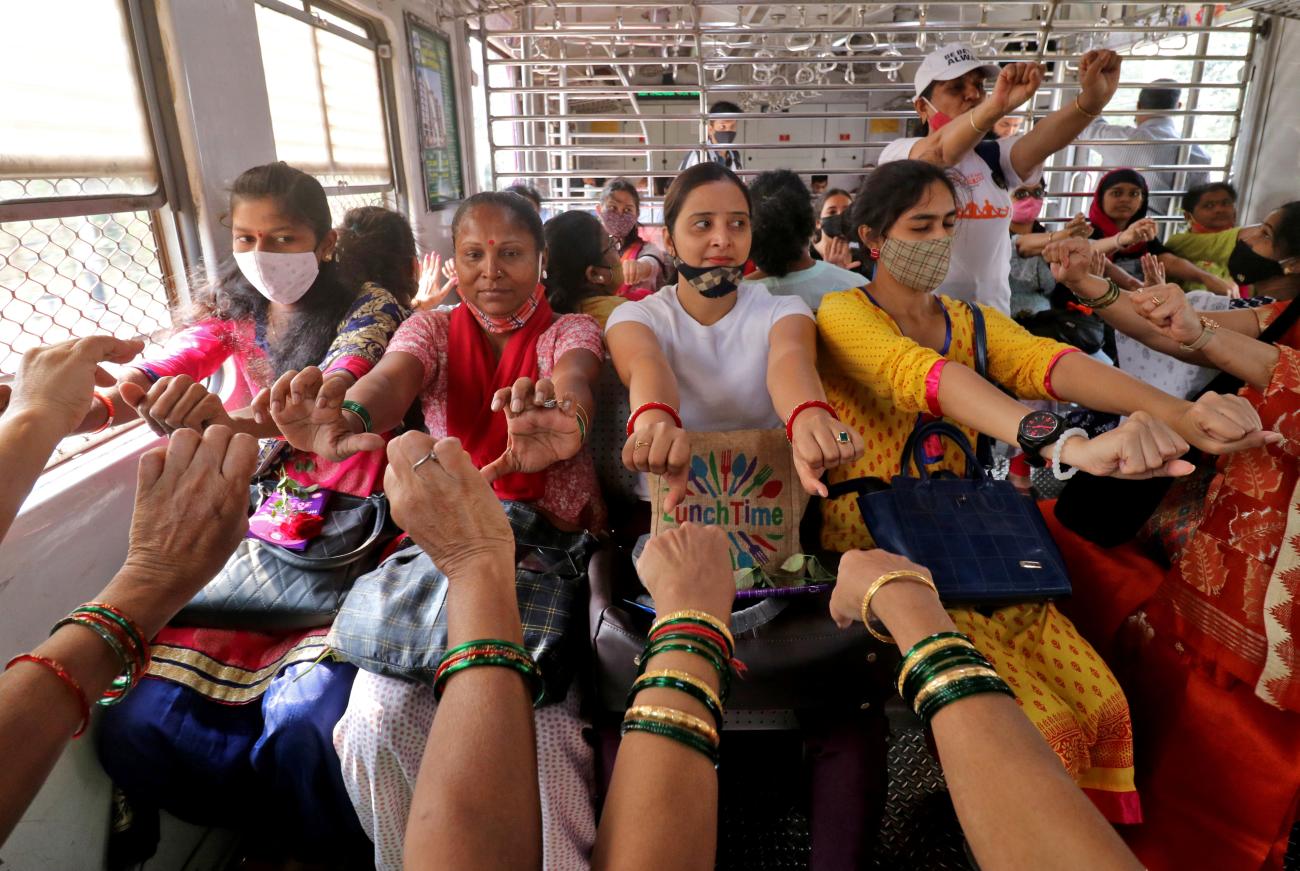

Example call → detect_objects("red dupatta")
446 284 554 501
1089 168 1152 259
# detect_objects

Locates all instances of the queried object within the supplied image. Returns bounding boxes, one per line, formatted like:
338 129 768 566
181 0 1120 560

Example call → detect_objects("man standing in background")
678 101 743 171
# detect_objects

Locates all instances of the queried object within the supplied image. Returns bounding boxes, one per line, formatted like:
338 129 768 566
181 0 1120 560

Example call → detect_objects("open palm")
482 405 583 482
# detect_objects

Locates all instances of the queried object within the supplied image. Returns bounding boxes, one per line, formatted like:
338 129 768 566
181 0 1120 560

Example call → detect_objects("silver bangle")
1051 427 1089 481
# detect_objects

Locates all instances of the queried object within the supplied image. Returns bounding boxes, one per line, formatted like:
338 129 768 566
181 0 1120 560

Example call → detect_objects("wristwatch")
1017 410 1067 468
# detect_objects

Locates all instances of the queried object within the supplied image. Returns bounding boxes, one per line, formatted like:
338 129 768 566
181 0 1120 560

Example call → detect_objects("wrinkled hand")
988 62 1044 114
637 522 735 622
258 366 384 461
121 374 234 437
1078 49 1122 112
623 412 690 511
384 433 515 579
817 235 861 271
118 425 259 631
1130 284 1202 344
481 377 584 483
9 336 144 436
414 251 458 311
1172 392 1281 455
1044 236 1095 286
830 549 938 630
790 409 863 497
1064 411 1194 479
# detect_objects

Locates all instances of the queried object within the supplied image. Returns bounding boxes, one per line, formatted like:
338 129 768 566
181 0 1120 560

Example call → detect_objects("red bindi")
488 239 496 246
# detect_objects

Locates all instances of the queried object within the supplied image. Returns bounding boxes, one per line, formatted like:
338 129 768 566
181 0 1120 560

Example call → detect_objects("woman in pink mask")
599 178 674 301
878 43 1125 314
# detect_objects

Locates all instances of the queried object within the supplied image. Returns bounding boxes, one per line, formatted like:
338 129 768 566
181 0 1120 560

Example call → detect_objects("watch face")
1021 411 1061 441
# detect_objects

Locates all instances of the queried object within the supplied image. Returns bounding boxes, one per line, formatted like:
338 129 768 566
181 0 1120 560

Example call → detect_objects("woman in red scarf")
1087 168 1237 296
268 190 606 534
266 191 607 870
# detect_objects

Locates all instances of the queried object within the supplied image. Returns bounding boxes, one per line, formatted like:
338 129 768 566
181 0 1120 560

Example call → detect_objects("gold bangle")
969 112 990 134
912 665 1004 715
896 636 981 697
860 570 939 644
1075 278 1122 311
624 704 720 746
1073 95 1102 118
651 609 735 654
636 669 723 714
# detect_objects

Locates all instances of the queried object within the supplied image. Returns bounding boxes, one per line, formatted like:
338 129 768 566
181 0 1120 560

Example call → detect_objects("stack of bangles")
3 601 151 738
894 631 1015 723
573 401 590 443
623 610 739 767
433 639 545 706
1073 278 1123 311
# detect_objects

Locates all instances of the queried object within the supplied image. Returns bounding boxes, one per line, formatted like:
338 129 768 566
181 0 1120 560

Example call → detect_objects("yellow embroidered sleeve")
817 289 945 414
980 304 1075 401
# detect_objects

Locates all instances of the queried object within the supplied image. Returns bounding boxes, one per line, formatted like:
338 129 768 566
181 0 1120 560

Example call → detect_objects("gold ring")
1151 296 1163 306
412 450 438 471
634 440 651 449
837 431 851 444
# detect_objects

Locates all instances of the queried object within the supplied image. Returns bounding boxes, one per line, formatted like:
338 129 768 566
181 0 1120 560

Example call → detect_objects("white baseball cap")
913 43 1001 98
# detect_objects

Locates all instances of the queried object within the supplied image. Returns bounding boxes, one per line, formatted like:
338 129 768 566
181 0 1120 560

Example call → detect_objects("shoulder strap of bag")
964 300 997 468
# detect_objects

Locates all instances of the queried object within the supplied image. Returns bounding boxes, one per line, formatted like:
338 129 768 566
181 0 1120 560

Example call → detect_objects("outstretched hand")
256 366 384 461
10 335 144 436
481 377 585 483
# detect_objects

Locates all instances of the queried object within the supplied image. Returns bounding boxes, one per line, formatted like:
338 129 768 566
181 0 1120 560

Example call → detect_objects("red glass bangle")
784 400 839 443
627 402 683 436
91 393 115 434
5 654 90 737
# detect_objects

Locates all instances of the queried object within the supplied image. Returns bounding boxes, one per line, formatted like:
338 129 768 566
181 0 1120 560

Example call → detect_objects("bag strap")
900 418 987 482
963 300 998 469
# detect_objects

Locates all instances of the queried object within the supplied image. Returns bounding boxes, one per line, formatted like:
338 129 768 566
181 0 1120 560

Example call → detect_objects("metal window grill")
471 1 1259 226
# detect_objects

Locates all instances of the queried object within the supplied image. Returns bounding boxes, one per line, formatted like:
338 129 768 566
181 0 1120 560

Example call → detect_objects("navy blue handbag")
828 419 1071 604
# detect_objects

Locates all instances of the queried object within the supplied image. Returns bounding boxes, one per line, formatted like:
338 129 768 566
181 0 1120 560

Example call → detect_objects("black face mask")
712 130 737 145
673 256 742 298
820 213 847 240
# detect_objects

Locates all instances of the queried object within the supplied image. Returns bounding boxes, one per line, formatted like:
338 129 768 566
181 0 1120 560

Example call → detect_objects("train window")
254 0 399 221
0 0 177 457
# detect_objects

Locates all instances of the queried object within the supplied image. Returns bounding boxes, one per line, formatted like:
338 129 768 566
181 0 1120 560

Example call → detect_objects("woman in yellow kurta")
818 160 1278 825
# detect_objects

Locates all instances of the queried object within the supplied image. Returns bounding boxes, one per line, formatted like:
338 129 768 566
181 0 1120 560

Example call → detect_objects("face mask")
712 130 737 145
878 236 952 293
601 208 638 240
673 256 743 299
921 97 952 131
820 213 847 239
1011 196 1044 224
234 250 319 305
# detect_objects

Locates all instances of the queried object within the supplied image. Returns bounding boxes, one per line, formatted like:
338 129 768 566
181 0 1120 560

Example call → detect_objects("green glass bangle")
638 641 731 700
628 675 724 727
918 676 1015 723
340 399 373 433
74 606 147 663
434 654 545 706
621 718 720 767
902 649 995 706
53 617 136 704
648 631 730 662
440 638 530 666
894 631 971 683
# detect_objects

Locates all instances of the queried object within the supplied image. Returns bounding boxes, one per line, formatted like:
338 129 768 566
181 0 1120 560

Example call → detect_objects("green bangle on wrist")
340 399 372 433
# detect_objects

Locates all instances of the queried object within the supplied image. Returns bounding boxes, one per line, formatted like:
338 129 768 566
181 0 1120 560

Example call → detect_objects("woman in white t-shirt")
879 43 1124 314
606 161 863 509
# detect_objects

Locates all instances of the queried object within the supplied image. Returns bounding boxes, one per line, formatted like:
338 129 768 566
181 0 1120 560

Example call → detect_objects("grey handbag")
173 483 391 631
327 500 597 705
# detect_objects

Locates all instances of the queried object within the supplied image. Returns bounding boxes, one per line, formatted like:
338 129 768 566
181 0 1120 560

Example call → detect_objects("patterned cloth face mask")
600 208 638 240
672 256 744 298
878 236 953 294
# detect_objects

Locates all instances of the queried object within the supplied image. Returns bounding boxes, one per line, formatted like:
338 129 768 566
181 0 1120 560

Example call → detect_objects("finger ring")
1152 296 1163 305
837 431 851 444
542 398 558 409
412 450 438 471
634 440 651 449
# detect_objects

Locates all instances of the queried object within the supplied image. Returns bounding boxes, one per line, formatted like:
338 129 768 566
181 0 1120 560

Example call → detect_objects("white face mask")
234 250 320 304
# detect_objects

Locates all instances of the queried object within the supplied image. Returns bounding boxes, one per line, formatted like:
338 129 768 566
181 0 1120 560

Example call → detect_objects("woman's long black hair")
187 162 357 376
543 210 608 314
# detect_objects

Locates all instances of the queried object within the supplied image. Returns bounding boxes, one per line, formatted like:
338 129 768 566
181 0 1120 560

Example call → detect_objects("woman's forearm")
1047 352 1186 421
936 363 1039 444
910 100 1006 168
1009 102 1094 180
1195 326 1279 392
343 354 425 435
551 351 601 423
0 410 68 542
766 317 829 420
